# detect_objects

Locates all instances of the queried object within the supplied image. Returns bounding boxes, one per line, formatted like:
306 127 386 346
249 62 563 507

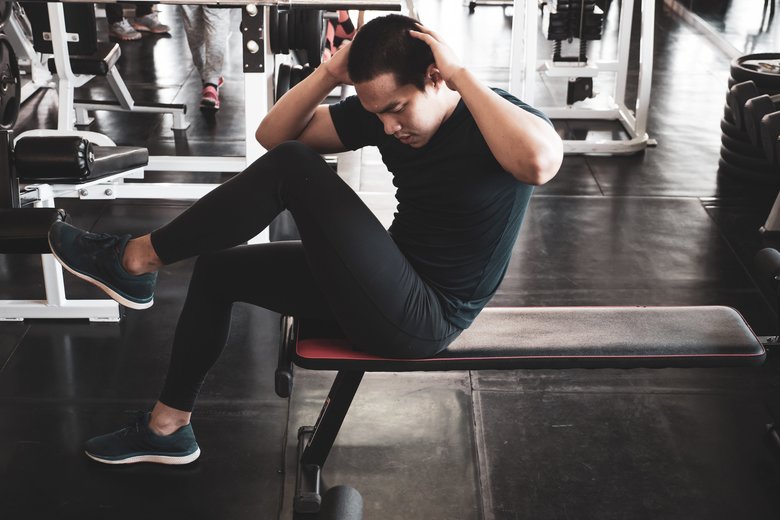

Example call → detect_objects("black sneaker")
85 412 201 465
48 221 156 310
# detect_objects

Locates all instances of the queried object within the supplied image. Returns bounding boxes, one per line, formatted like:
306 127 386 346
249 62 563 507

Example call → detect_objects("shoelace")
82 232 116 244
119 412 148 438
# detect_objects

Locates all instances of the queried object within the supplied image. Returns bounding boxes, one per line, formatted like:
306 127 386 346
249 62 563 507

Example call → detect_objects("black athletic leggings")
151 142 462 412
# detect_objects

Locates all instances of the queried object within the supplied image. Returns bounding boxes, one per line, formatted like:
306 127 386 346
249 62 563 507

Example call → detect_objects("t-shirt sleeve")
328 95 386 150
492 88 554 128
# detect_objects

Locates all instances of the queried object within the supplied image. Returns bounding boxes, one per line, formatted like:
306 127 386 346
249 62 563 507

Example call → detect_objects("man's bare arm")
256 44 352 154
410 25 563 185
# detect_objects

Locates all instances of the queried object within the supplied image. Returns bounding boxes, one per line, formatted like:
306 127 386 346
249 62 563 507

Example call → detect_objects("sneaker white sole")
85 447 201 465
47 236 154 311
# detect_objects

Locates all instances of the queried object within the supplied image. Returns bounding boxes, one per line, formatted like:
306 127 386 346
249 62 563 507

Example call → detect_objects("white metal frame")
509 0 655 155
0 180 121 322
43 4 189 132
44 3 268 174
3 4 55 104
0 129 139 322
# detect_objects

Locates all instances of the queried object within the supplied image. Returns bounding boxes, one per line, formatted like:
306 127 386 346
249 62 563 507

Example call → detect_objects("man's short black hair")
347 14 435 91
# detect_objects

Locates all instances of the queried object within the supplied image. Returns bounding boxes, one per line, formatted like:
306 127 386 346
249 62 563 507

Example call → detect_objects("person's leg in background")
180 5 231 111
106 3 141 41
131 3 170 34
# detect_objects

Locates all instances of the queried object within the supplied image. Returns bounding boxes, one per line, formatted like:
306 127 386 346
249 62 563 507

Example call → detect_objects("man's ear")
426 64 444 88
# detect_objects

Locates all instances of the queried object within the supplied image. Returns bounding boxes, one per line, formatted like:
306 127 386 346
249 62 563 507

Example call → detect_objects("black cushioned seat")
0 208 66 254
47 42 121 76
15 136 148 183
87 145 149 179
293 306 766 371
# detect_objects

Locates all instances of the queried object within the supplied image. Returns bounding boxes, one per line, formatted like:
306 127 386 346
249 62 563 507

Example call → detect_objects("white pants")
179 6 232 86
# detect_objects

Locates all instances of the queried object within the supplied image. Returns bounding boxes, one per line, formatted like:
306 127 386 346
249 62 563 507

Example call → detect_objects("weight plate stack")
720 52 780 183
287 8 297 53
278 10 289 54
276 63 291 102
290 64 303 89
0 35 20 130
304 10 324 67
269 6 279 54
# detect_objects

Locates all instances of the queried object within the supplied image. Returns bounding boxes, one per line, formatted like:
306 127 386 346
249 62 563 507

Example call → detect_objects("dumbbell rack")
509 0 655 155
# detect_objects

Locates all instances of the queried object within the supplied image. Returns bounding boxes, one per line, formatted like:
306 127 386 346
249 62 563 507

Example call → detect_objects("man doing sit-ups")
48 14 563 465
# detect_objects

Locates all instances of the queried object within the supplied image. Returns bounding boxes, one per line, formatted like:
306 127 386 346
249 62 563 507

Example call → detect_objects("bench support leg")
294 370 364 514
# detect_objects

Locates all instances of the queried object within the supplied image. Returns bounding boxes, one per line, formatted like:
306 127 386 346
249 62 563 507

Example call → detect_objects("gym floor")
2 0 780 518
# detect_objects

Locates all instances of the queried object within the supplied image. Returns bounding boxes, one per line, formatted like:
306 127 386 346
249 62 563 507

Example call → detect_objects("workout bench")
275 304 770 515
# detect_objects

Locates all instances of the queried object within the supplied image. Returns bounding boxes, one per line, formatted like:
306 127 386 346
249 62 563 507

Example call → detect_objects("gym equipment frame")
0 128 150 322
509 0 655 154
27 0 399 204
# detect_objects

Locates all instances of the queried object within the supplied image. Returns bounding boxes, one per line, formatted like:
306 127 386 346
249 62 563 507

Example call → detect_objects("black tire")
718 158 780 184
731 53 780 90
276 63 291 102
720 145 777 173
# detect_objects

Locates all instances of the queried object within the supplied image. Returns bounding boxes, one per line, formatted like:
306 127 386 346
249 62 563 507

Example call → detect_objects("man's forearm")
256 65 342 148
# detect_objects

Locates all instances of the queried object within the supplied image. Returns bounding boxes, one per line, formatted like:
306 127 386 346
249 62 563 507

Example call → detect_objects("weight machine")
22 1 397 193
509 0 656 154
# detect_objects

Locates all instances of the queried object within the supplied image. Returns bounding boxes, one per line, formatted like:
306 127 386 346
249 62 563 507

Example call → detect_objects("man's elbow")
255 123 276 150
514 151 562 185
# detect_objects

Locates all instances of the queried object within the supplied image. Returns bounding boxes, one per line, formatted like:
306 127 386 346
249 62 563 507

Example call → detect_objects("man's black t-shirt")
329 88 551 329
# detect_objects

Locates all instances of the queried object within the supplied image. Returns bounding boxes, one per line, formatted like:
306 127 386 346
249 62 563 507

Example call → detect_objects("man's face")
354 72 444 149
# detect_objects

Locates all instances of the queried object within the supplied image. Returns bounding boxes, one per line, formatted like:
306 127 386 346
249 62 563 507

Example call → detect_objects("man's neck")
439 88 462 126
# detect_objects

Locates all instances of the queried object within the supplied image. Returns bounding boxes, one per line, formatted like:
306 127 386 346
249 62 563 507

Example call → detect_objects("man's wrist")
318 64 343 90
447 66 471 92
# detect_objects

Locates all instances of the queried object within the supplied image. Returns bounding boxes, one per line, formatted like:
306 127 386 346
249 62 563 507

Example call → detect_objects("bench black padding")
292 306 766 372
47 42 121 77
0 208 66 254
15 136 148 183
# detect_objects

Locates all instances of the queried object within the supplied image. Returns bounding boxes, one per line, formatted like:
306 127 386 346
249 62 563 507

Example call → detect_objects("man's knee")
268 141 322 167
191 251 230 288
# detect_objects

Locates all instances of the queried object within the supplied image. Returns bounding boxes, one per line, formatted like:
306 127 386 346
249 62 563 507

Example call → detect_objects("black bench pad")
15 136 148 183
47 42 121 76
293 306 766 371
88 145 148 179
0 208 66 254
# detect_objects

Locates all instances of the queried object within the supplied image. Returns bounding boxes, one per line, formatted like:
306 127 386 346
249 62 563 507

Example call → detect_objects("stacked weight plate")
720 53 780 183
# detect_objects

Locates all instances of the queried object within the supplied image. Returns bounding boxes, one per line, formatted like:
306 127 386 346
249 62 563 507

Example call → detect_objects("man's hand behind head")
323 41 353 86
